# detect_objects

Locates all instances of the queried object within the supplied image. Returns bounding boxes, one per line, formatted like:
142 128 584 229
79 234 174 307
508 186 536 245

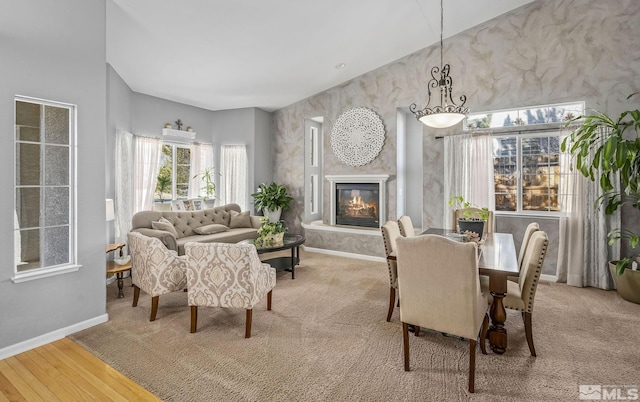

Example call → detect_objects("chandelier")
409 0 469 129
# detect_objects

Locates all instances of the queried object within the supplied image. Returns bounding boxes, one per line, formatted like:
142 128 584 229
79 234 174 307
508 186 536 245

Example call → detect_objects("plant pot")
264 208 282 223
258 232 284 246
609 261 640 304
457 219 485 238
203 199 216 209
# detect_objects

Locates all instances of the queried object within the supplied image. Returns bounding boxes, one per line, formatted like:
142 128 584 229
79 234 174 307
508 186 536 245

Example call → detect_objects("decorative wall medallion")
331 107 385 167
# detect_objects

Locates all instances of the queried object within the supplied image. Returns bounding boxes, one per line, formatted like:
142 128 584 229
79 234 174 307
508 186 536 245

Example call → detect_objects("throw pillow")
229 210 252 228
193 224 229 235
152 218 179 238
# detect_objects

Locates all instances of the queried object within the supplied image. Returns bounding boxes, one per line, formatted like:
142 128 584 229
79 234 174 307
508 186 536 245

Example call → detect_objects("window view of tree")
155 144 190 201
493 135 561 212
465 102 583 130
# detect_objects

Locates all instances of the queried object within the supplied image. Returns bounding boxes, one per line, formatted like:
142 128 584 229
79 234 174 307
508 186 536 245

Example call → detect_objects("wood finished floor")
0 337 159 401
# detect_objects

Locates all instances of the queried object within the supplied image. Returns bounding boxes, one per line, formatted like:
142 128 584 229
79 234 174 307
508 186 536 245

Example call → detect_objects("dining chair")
184 242 276 338
398 215 416 237
481 230 548 356
381 221 402 321
128 232 188 321
396 234 490 393
452 208 495 235
509 222 540 283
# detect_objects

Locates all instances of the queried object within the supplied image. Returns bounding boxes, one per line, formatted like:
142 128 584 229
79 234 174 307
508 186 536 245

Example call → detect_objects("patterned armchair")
184 242 276 338
128 232 188 321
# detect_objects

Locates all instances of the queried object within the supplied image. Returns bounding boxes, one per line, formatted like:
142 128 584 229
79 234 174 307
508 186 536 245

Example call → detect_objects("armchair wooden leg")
386 287 396 322
245 309 253 338
468 339 476 393
132 285 140 307
267 290 272 311
150 296 159 321
402 322 410 371
479 313 489 355
190 306 198 333
523 311 536 357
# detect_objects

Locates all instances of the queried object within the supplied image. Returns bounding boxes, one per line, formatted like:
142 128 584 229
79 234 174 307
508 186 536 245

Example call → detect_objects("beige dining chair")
509 222 540 283
481 230 548 356
398 215 416 237
396 234 490 393
381 221 402 322
452 208 495 236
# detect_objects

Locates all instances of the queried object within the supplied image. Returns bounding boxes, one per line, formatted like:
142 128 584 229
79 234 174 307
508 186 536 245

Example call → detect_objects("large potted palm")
251 182 294 223
561 94 640 304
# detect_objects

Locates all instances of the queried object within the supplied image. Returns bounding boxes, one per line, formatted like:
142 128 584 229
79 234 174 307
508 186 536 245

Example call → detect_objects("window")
14 96 77 279
465 102 583 130
493 133 565 213
155 144 191 201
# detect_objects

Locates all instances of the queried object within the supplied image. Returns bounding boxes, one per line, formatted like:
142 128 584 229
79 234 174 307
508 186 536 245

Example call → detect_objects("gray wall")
273 0 640 274
0 0 107 349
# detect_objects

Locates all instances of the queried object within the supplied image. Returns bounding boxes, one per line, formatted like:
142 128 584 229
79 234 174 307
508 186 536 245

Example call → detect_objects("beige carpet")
71 250 640 401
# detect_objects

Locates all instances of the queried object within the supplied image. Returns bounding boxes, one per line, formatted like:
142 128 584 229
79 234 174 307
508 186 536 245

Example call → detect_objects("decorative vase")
260 232 284 245
203 199 216 209
609 261 640 304
457 219 485 238
264 207 282 223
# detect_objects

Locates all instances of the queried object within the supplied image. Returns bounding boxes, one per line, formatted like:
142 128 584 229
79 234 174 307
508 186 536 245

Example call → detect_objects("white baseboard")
303 246 385 262
0 313 109 360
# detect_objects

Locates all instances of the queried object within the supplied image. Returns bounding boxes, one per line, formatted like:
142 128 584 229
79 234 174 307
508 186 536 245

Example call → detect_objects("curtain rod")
435 123 571 139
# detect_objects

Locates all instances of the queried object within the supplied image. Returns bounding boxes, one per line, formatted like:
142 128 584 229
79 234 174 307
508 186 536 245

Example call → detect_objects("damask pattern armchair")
128 232 188 321
184 242 276 338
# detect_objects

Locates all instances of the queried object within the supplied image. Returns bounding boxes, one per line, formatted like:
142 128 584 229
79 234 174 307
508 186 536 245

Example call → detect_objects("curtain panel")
114 129 134 244
220 145 248 210
189 143 215 199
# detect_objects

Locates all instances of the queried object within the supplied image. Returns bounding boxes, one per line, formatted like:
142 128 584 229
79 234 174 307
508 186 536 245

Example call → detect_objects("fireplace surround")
326 174 389 228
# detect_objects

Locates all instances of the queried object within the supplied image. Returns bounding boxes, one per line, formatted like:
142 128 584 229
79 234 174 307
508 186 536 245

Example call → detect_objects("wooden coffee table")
239 234 305 279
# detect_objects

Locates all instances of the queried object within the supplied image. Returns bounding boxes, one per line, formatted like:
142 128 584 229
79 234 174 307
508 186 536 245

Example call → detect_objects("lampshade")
106 199 115 222
419 112 467 129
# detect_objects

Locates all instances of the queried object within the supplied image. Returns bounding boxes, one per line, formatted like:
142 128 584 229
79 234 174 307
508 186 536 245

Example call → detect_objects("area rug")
71 250 640 401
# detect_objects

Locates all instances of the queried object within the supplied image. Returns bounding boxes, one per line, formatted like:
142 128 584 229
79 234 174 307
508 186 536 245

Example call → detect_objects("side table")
106 243 131 298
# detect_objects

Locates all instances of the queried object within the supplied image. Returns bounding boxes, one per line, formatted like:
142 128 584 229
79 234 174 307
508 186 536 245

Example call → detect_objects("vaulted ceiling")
107 0 533 112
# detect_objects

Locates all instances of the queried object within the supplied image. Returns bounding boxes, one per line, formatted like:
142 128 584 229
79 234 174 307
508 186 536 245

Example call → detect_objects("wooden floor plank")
5 355 60 402
0 339 159 402
57 338 159 401
0 370 23 402
0 359 42 401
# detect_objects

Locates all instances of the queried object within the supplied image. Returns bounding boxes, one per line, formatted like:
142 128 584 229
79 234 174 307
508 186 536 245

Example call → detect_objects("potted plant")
561 94 640 304
256 217 287 246
448 195 490 237
193 167 219 208
156 172 171 203
251 182 294 222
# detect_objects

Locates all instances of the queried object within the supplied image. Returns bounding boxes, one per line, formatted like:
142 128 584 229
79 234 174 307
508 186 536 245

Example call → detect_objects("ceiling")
106 0 533 112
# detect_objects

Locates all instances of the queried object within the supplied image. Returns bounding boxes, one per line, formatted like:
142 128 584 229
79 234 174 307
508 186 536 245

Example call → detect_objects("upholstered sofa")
130 203 260 255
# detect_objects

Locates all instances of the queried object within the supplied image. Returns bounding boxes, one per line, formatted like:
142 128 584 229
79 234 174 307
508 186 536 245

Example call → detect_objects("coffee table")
240 234 305 279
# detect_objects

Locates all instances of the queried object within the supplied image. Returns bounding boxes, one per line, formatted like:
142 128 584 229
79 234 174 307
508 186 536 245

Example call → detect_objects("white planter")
264 208 282 223
203 199 216 209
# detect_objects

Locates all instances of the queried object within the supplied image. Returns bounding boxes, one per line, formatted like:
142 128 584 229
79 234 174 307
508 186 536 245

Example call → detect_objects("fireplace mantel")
326 174 389 227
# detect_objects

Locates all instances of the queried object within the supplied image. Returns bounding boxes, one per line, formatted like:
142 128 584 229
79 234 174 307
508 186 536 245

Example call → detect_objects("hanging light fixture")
410 0 469 129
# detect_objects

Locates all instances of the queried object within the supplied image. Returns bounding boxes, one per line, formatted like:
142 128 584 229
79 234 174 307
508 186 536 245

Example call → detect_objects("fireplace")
326 174 389 228
335 183 380 228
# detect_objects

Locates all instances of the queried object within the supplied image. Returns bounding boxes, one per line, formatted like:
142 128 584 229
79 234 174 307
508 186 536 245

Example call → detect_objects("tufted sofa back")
131 203 243 238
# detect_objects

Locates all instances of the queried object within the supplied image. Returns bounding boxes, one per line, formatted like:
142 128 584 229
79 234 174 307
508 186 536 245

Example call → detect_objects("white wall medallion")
331 107 385 167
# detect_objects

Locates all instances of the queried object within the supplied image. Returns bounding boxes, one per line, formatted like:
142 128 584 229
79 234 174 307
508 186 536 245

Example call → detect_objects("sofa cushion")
193 223 229 235
229 210 252 228
152 217 179 238
176 229 258 255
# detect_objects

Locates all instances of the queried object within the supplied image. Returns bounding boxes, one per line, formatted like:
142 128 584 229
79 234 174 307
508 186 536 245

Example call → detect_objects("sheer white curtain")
443 132 494 228
556 127 618 289
133 136 162 214
114 129 134 244
220 145 248 210
189 143 214 198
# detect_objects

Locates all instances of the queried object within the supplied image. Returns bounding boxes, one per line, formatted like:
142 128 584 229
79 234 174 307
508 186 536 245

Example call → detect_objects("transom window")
14 96 77 278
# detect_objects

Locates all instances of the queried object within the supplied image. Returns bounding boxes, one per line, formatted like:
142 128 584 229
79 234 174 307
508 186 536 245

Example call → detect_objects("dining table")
387 228 519 354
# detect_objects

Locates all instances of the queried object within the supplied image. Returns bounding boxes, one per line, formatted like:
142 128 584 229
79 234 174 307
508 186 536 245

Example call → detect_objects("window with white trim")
14 96 76 275
155 143 191 201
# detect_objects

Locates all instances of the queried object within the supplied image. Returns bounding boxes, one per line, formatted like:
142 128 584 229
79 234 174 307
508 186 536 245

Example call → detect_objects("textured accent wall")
273 0 640 270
